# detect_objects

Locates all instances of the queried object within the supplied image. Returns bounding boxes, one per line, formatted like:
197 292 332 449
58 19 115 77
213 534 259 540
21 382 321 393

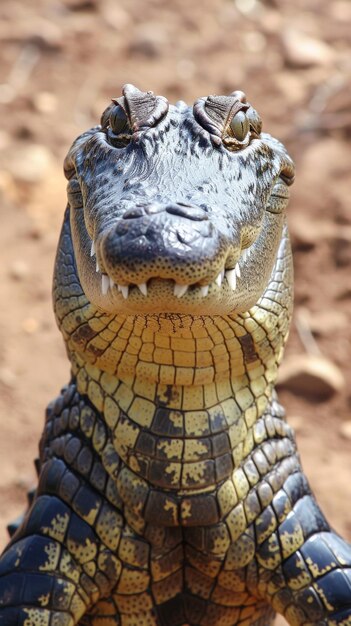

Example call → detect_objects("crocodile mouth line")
80 172 290 303
90 240 254 300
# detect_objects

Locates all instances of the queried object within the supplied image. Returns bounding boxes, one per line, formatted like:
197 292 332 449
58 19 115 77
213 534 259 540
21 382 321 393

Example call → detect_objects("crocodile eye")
229 111 249 142
110 105 129 134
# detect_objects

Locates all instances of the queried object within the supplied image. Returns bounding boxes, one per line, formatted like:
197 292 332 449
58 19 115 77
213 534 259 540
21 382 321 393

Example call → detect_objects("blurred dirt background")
0 0 350 622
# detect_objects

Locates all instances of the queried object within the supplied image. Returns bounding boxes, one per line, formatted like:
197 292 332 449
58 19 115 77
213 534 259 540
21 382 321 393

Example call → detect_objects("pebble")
8 18 64 50
287 415 304 432
128 24 168 58
0 367 17 388
21 318 39 334
235 0 261 16
63 0 97 10
32 92 58 114
281 29 335 68
334 238 351 267
0 130 10 151
9 260 29 281
278 354 345 400
297 307 349 336
5 144 54 185
339 421 351 440
100 3 131 31
290 213 351 249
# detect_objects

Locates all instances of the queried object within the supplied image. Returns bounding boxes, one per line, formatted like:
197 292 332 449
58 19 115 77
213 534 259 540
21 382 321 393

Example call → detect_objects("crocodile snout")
100 201 230 287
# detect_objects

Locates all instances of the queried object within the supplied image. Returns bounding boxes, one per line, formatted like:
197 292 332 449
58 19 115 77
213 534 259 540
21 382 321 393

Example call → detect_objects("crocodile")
1 84 351 626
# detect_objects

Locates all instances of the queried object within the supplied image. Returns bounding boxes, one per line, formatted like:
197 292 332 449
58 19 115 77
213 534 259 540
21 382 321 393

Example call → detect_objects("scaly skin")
1 85 351 626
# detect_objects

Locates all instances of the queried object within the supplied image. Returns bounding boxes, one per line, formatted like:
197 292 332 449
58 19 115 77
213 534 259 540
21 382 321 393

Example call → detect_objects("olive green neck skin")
55 213 293 493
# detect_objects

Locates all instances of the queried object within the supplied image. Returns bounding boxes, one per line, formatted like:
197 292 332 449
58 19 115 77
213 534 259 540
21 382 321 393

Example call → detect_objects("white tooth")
120 285 129 299
235 262 241 278
138 283 147 296
109 277 115 290
117 284 122 292
215 271 224 287
90 241 95 257
96 258 100 272
226 269 237 291
101 274 109 295
200 285 209 297
174 283 188 298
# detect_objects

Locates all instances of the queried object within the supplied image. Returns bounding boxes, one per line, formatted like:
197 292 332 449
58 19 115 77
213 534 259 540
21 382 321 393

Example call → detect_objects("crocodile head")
63 84 294 317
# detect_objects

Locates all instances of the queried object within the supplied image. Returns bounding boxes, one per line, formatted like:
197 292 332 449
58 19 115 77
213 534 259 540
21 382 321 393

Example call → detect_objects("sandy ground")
0 1 350 623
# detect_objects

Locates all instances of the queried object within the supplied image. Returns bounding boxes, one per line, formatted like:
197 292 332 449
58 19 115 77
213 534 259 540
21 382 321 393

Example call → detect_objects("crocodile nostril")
165 203 208 221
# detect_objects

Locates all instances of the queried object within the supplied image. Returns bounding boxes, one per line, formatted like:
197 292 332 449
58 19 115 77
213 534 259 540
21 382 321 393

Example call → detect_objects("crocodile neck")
51 211 293 527
70 306 283 429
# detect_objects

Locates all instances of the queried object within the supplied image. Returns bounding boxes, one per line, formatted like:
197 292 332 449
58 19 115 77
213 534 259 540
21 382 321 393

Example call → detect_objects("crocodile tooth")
226 269 237 291
90 241 95 257
200 285 209 297
109 277 115 290
174 283 188 298
215 271 224 287
101 274 109 295
96 258 100 272
235 262 241 278
137 283 148 296
120 285 129 299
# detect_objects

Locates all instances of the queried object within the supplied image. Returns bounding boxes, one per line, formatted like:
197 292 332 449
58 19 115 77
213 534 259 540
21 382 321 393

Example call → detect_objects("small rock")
0 130 10 151
128 23 168 58
8 18 64 50
62 0 97 10
287 415 304 432
339 421 351 440
278 354 345 400
32 92 57 114
0 170 17 203
0 367 17 388
27 226 44 240
9 260 29 281
21 318 39 334
235 0 260 16
100 3 131 31
290 213 351 249
5 144 54 185
290 214 319 249
281 29 335 68
304 310 349 336
334 238 351 267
